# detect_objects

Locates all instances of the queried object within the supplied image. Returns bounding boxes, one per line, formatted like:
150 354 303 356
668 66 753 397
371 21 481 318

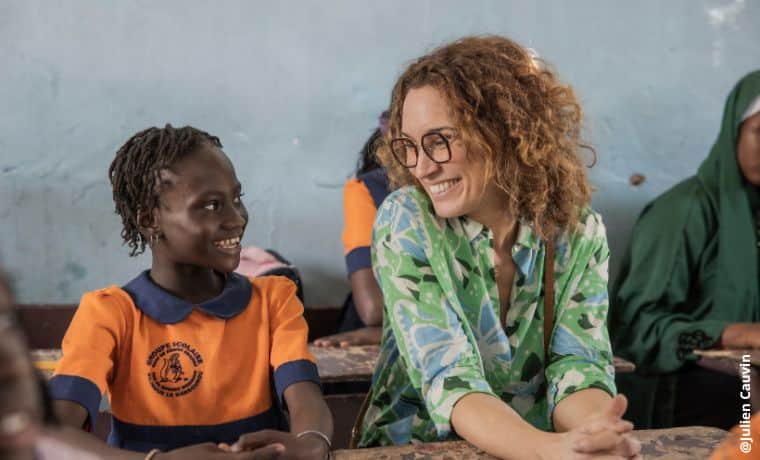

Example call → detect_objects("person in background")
235 246 304 302
48 124 332 459
0 269 51 460
356 36 641 460
609 71 760 430
314 112 390 348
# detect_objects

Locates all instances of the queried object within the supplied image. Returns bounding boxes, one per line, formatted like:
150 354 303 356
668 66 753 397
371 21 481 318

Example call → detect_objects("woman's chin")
431 200 465 219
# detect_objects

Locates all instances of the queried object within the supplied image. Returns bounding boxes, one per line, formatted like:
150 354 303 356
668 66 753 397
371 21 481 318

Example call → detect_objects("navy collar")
123 270 252 324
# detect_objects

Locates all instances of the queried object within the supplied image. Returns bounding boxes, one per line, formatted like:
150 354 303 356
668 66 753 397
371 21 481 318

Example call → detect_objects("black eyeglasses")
390 128 458 168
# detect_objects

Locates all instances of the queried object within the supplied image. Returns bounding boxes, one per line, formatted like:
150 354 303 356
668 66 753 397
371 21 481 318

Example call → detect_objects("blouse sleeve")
372 192 497 438
545 212 616 418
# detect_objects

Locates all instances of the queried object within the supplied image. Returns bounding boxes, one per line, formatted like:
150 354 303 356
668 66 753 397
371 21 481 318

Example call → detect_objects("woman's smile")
427 177 462 197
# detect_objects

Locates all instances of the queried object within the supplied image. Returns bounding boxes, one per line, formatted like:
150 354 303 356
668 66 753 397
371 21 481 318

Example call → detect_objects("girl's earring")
149 234 161 247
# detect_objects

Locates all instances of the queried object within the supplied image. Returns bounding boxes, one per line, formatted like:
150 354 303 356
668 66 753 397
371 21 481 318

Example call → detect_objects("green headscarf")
696 70 760 323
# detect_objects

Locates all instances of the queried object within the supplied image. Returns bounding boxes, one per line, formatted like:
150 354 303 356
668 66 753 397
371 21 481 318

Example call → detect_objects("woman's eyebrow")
426 126 455 133
400 126 455 139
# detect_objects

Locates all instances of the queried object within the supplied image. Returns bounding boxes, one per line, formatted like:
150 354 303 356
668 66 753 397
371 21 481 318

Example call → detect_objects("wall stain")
64 262 87 280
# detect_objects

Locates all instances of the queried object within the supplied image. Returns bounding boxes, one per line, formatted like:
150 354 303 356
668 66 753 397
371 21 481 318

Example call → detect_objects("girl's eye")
204 201 220 211
233 192 245 204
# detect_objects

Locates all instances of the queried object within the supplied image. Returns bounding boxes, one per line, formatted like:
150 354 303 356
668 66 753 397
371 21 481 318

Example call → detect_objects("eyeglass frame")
389 128 459 168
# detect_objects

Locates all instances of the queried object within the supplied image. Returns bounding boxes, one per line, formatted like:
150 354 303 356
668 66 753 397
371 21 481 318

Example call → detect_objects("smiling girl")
49 125 332 460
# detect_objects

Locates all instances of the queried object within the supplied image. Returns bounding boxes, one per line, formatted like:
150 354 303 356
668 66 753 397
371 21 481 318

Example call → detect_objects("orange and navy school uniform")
48 272 319 453
710 413 760 459
339 168 389 332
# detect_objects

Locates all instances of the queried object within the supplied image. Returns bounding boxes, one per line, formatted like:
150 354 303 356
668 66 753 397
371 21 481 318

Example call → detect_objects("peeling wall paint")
1 0 758 305
707 0 746 66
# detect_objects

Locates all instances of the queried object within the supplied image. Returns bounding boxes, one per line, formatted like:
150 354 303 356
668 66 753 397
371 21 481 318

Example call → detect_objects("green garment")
609 71 760 427
359 187 615 446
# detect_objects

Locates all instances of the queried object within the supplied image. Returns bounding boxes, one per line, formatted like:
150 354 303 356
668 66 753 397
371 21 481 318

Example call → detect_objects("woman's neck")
149 261 225 304
468 202 518 254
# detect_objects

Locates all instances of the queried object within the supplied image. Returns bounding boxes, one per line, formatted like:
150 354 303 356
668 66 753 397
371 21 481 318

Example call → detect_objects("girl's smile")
143 141 249 302
213 235 242 251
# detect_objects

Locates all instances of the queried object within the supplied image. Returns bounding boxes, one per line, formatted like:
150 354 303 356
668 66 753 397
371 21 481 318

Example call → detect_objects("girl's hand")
228 429 328 460
312 327 381 348
545 395 641 460
156 442 282 460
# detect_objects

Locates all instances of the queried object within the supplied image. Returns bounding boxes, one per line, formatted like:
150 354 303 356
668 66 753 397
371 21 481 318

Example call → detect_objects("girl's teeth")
215 237 240 248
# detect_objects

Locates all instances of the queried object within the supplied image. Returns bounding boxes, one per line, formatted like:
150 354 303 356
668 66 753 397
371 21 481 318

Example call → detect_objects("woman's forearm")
451 392 558 460
552 388 612 432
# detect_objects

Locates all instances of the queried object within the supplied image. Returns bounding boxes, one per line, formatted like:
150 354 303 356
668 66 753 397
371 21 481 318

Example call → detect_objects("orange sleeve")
342 178 377 275
342 178 377 255
49 288 127 428
264 277 320 402
709 413 760 459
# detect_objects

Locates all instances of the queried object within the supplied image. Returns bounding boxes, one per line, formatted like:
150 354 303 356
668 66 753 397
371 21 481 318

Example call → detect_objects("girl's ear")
136 207 161 240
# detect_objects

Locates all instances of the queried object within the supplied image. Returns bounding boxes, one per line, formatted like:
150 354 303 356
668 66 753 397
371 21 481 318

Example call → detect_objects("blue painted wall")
1 0 757 305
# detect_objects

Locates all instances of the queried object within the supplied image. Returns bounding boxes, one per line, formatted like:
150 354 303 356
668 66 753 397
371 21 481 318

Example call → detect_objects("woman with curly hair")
356 36 641 460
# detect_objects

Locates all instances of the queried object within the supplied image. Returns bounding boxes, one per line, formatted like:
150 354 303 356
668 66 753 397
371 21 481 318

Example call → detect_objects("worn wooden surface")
32 346 636 381
613 355 636 373
308 345 379 382
695 349 760 367
31 347 378 383
333 426 727 460
311 346 636 379
15 304 345 348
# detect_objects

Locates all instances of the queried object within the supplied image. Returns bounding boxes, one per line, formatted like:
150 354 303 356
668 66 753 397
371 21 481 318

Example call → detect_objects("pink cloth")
234 246 288 278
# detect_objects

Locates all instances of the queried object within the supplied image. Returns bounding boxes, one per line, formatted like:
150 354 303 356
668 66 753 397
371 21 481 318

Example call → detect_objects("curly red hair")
379 35 594 239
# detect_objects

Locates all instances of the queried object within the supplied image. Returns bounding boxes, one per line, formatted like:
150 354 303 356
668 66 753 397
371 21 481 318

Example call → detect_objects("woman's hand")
312 327 381 348
721 323 760 349
225 429 328 460
543 395 641 460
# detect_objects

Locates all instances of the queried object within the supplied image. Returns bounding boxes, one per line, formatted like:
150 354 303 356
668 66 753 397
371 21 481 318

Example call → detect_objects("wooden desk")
694 349 760 411
30 347 379 383
310 346 636 381
695 349 760 366
308 345 378 383
614 356 636 373
32 346 636 381
333 426 726 459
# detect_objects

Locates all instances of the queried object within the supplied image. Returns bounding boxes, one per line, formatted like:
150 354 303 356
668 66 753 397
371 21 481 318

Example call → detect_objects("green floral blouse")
359 187 616 446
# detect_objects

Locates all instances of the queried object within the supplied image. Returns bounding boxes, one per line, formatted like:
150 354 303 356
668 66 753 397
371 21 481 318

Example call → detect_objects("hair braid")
108 124 222 256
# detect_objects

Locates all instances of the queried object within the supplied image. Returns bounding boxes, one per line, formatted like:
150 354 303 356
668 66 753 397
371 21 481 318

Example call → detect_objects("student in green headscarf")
609 70 760 429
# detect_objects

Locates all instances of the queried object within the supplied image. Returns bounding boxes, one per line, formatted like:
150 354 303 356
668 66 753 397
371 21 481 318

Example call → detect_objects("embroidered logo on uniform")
147 342 203 397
